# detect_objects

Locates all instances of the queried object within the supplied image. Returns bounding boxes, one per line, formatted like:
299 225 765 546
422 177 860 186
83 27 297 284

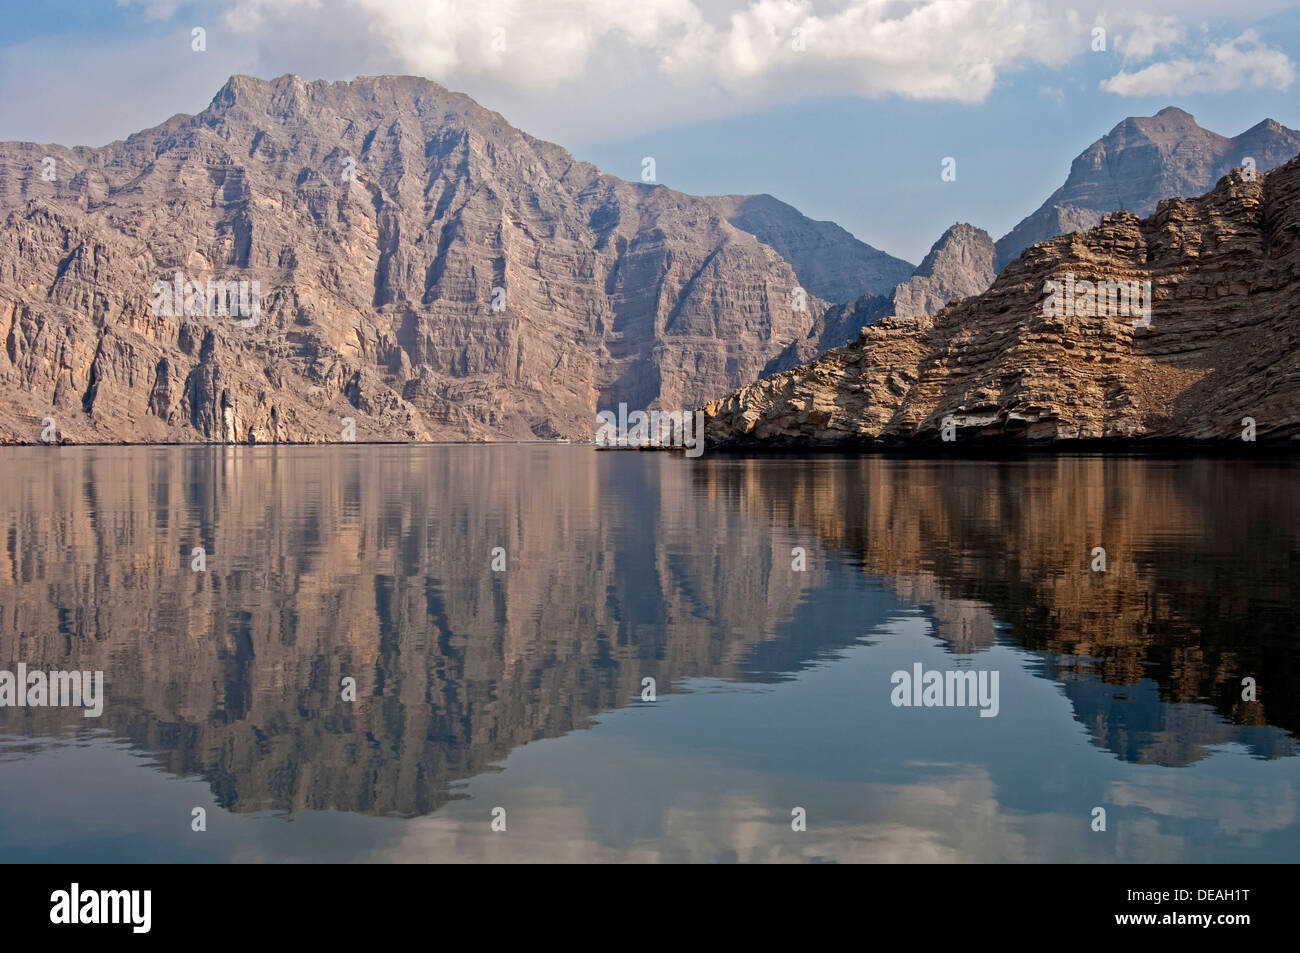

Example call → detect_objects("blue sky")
2 1 1297 263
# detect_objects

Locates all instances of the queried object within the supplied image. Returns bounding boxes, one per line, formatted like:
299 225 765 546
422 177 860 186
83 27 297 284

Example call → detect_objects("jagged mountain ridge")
766 222 996 373
0 73 906 444
702 154 1300 447
995 106 1300 269
759 108 1298 380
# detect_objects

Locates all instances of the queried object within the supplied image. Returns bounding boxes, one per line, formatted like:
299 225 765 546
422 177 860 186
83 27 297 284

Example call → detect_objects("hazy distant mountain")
703 193 913 303
995 106 1300 269
877 222 996 319
0 73 903 444
705 154 1300 446
765 222 995 373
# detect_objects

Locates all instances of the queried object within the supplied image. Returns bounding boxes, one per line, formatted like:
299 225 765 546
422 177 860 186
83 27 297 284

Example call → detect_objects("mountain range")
768 222 998 372
703 153 1300 446
0 74 1296 444
0 74 890 443
995 106 1300 269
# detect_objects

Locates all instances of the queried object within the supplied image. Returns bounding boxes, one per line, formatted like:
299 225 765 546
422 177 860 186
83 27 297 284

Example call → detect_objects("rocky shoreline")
701 157 1300 450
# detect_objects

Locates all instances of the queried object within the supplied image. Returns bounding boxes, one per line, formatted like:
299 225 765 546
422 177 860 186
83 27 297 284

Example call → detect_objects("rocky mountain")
747 107 1296 378
0 73 908 445
995 107 1300 270
701 193 912 303
887 223 998 317
702 154 1300 447
765 222 996 373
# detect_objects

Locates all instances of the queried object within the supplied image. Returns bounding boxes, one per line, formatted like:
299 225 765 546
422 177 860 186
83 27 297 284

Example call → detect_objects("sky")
1 0 1297 263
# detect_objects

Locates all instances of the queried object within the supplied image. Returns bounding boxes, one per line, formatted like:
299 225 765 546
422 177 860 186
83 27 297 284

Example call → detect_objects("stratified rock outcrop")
767 107 1298 374
0 73 906 445
703 155 1300 447
995 107 1300 269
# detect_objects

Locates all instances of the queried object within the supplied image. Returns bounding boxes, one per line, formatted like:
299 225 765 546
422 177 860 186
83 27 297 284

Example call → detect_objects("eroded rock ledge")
703 155 1300 448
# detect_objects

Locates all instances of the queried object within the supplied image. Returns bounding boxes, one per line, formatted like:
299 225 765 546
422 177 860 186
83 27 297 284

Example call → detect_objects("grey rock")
995 106 1300 269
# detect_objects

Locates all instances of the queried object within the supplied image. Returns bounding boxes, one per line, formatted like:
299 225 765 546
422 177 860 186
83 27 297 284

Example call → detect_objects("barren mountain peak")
994 106 1300 270
0 72 913 444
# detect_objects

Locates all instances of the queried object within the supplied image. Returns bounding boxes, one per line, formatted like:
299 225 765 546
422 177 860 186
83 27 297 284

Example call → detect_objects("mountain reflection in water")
0 446 1296 862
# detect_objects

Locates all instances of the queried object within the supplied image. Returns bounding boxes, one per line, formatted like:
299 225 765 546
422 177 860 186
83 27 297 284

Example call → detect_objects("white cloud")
215 0 1093 102
226 0 706 85
116 0 185 20
1101 29 1295 96
1113 13 1183 60
3 1 1298 146
673 0 1079 103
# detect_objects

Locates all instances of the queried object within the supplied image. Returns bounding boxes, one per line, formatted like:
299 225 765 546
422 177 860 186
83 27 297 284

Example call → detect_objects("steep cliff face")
995 107 1300 269
0 73 907 444
766 222 996 373
766 107 1299 375
703 155 1300 447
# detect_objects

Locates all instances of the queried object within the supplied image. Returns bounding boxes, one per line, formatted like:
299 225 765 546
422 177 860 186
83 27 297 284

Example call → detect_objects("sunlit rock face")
704 155 1300 447
0 73 914 445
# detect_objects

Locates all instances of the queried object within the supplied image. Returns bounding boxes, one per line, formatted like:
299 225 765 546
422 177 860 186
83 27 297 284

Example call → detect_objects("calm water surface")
0 445 1296 862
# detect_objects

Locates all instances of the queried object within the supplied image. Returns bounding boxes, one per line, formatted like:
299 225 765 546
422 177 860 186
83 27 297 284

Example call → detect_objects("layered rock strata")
704 157 1300 447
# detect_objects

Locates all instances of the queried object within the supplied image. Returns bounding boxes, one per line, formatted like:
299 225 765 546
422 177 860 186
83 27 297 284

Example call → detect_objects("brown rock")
0 74 906 445
703 155 1300 447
